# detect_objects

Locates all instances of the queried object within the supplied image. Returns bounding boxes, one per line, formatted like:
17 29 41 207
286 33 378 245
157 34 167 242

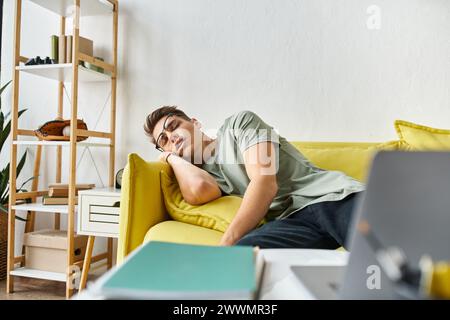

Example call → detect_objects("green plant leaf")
0 163 10 203
0 80 11 98
16 151 27 178
16 176 35 192
0 109 27 153
0 81 30 221
0 112 4 154
0 203 7 214
15 215 28 222
0 204 25 221
0 111 4 134
1 188 9 205
0 81 12 135
0 81 12 110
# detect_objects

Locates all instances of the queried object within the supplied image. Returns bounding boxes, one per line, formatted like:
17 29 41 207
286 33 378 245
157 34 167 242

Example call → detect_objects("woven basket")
0 212 7 281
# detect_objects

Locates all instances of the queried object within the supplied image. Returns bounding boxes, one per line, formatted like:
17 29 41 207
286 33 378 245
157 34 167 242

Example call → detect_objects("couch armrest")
117 153 171 263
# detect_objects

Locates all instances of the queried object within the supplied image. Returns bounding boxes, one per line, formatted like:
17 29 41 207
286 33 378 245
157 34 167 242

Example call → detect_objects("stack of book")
42 183 95 205
50 35 93 64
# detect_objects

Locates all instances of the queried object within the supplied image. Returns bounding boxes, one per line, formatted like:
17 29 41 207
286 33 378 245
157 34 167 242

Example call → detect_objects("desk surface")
75 248 348 300
259 249 348 300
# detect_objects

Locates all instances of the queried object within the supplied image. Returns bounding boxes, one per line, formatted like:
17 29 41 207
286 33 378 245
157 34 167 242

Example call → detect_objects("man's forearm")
221 178 277 245
167 154 204 180
167 154 220 204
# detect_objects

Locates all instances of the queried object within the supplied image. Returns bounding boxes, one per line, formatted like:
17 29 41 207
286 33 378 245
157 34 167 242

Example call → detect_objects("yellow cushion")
395 120 450 150
117 153 170 263
292 141 402 182
144 220 222 246
160 171 243 232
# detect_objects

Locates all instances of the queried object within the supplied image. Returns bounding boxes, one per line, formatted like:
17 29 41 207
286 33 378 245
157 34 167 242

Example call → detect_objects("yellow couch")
117 140 402 263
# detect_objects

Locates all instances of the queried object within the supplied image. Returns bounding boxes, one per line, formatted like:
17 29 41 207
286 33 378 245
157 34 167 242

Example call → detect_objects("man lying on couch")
144 106 365 249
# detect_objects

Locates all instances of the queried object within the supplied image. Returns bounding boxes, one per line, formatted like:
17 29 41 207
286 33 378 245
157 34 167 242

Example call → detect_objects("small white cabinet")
77 188 121 238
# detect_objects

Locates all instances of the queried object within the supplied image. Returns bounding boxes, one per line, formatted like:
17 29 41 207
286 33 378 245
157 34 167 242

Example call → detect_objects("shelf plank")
13 140 111 147
16 64 110 82
78 187 121 197
29 0 113 17
12 202 77 214
11 267 66 282
79 53 115 74
77 129 112 139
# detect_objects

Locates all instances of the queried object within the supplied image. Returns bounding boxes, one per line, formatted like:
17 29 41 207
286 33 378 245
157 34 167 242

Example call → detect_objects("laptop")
291 151 450 299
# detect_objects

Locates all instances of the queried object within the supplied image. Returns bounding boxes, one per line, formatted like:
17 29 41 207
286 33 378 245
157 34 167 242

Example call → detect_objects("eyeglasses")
155 114 179 152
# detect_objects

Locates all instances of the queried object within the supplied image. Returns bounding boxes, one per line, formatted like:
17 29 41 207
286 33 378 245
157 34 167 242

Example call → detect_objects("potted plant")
0 80 31 280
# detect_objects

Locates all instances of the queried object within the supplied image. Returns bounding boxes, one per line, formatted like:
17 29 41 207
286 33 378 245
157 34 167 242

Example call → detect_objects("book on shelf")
48 183 95 189
92 241 265 299
78 36 93 56
66 35 73 63
50 35 93 65
42 196 78 205
50 35 58 62
48 183 95 197
58 35 66 63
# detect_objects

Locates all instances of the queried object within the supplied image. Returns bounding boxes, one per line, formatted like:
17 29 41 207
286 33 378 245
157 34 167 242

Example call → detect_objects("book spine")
50 35 59 62
43 196 78 205
78 36 93 56
48 183 95 189
48 186 94 197
58 35 66 64
48 188 69 197
66 35 73 63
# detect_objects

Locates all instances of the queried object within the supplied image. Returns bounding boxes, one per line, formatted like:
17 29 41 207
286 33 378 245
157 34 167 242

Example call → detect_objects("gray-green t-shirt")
202 111 365 221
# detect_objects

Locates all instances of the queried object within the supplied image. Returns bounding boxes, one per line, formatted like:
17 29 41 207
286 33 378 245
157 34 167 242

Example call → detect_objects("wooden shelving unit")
7 0 118 298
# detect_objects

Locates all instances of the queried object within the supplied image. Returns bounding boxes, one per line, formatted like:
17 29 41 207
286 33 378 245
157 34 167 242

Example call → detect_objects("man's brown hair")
144 106 191 144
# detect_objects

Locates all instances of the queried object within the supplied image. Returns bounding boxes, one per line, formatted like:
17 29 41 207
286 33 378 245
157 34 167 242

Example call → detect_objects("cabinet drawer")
84 195 120 207
90 213 120 224
79 194 120 237
90 205 120 215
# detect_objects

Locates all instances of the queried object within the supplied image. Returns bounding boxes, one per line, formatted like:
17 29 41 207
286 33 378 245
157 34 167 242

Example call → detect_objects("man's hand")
158 151 175 164
219 231 239 246
158 151 222 205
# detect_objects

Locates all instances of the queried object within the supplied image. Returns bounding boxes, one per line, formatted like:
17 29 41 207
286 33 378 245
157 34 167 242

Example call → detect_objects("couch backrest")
290 141 401 182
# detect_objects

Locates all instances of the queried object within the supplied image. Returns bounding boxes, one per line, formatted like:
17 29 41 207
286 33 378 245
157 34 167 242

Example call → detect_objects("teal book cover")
97 241 264 299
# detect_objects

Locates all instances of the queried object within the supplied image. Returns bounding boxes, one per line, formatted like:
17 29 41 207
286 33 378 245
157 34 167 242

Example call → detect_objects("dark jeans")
236 192 361 249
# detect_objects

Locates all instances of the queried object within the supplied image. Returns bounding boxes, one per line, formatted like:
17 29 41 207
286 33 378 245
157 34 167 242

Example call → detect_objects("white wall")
1 0 450 249
114 0 450 150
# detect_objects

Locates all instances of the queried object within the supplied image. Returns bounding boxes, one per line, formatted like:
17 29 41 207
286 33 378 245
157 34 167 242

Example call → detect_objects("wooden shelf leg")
7 0 24 294
79 235 95 291
66 0 81 300
55 15 65 231
21 145 43 266
107 238 113 269
7 207 16 294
